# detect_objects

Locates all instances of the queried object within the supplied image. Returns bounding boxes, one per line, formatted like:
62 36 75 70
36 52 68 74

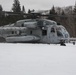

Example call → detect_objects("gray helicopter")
0 19 75 45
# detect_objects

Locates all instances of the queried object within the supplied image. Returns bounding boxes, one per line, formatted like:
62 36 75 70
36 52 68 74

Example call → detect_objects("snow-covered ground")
0 43 76 75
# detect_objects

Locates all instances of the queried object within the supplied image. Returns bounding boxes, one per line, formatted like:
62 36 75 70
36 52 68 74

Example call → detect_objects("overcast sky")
0 0 76 11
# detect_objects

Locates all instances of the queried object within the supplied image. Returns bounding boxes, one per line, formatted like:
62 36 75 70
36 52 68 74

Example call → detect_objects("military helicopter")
0 18 73 45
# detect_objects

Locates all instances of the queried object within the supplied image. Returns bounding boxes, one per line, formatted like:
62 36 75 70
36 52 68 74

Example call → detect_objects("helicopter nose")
64 34 70 43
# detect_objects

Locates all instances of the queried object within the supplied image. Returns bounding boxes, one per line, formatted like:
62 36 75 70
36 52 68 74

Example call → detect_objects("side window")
22 24 24 27
12 31 14 34
42 30 47 36
17 31 21 35
30 31 32 35
51 28 55 33
12 31 21 35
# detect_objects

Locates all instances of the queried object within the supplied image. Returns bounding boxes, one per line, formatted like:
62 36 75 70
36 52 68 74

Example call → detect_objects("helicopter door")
49 27 57 43
41 29 48 43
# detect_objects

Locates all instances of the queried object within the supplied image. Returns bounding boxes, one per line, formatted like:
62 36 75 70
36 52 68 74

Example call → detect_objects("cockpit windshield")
57 26 67 32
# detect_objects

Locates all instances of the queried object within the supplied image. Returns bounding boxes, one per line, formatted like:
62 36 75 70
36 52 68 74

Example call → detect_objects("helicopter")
0 19 75 45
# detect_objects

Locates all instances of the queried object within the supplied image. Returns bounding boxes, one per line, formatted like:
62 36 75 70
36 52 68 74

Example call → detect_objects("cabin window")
12 31 14 34
42 30 47 36
37 20 44 27
16 31 21 35
22 24 24 27
51 28 55 33
30 31 32 35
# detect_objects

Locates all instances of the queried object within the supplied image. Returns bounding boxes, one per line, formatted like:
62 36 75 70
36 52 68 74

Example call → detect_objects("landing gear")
73 42 75 45
60 40 66 46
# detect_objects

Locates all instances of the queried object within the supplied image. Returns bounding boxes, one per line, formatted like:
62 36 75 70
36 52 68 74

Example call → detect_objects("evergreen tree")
49 5 56 20
28 9 31 13
32 9 35 12
49 10 52 14
12 0 21 12
22 5 26 13
0 5 3 11
50 5 56 14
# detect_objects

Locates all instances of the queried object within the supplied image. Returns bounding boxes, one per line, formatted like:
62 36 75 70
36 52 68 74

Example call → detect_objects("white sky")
0 0 76 11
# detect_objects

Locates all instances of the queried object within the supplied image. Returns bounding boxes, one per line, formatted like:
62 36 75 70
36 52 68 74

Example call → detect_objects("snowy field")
0 43 76 75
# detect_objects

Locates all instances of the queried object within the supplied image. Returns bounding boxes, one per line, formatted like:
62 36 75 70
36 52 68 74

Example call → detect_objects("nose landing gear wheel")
60 40 66 46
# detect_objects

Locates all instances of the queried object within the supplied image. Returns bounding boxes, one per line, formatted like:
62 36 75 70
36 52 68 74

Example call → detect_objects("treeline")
0 0 26 13
0 0 76 37
0 0 26 25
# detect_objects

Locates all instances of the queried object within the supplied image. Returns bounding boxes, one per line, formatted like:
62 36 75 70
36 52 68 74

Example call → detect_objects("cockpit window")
57 27 62 31
62 27 67 32
57 31 63 37
57 26 67 32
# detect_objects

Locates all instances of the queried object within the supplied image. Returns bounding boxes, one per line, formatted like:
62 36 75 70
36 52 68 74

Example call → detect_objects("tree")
56 7 62 15
0 5 3 17
73 1 76 14
0 5 3 11
12 0 21 12
49 5 57 20
50 5 56 14
28 9 31 13
31 9 35 12
22 5 26 13
73 1 76 37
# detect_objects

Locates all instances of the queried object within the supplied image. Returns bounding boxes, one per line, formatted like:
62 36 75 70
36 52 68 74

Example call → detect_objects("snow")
0 43 76 75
